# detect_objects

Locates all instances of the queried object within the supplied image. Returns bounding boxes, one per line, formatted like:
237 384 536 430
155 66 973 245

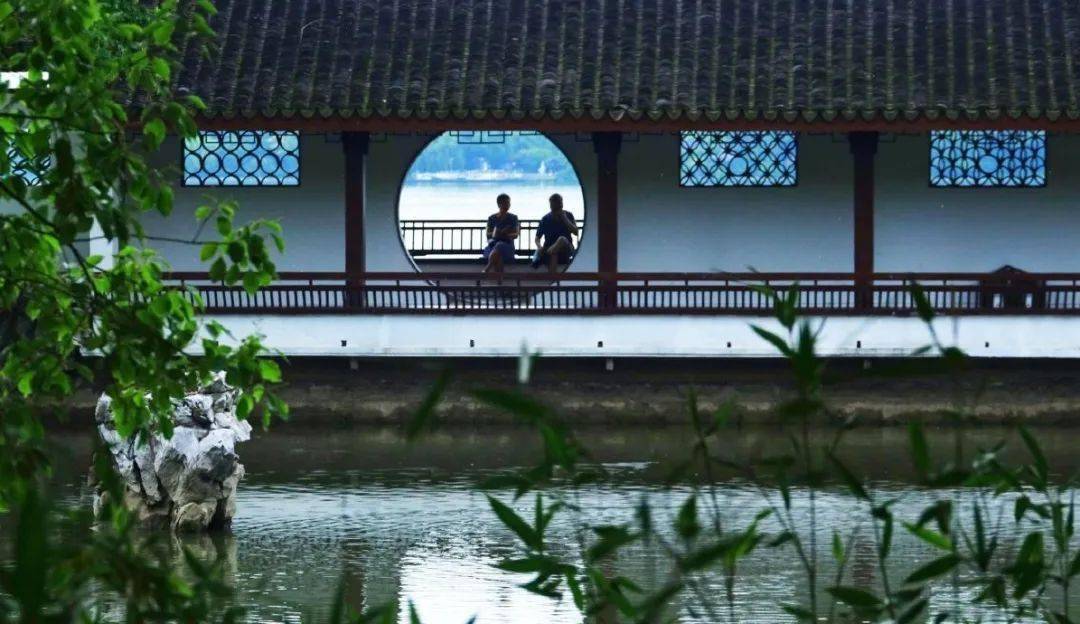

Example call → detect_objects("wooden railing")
400 219 583 258
162 272 1080 315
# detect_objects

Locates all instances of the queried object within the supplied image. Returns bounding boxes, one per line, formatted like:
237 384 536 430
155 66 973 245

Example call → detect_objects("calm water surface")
399 183 586 222
32 425 1080 623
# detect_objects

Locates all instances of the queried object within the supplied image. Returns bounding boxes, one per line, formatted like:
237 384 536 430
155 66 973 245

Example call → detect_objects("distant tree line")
409 133 579 183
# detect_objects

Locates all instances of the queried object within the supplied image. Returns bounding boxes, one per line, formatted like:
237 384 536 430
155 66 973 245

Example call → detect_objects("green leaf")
1068 550 1080 578
909 421 930 478
1019 426 1049 487
151 57 170 81
143 118 166 148
751 325 794 358
827 585 882 608
258 359 281 383
17 371 34 397
897 598 929 624
832 530 845 562
675 495 699 539
780 604 816 622
903 522 953 551
827 452 869 500
910 282 935 323
904 554 961 585
487 496 541 551
469 388 549 423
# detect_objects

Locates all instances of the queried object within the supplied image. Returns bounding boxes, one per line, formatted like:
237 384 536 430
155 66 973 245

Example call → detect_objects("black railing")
163 272 1080 316
400 219 583 257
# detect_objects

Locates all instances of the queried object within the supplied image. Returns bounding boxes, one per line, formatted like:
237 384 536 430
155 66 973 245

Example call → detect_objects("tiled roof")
178 0 1080 124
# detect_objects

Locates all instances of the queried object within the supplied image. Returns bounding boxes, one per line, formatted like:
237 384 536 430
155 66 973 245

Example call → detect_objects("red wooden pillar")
343 132 369 292
849 132 879 310
592 132 622 310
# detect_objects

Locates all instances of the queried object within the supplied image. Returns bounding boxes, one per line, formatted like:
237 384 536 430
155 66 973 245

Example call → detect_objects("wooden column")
849 132 879 310
592 132 622 310
343 132 369 286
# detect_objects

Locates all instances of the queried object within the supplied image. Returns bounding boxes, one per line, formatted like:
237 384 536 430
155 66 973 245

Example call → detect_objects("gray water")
33 425 1080 623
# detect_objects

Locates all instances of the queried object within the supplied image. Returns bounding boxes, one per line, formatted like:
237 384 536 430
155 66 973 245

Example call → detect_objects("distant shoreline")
406 177 578 185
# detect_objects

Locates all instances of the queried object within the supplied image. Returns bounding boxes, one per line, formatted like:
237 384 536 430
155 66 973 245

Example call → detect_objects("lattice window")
680 131 798 187
4 147 46 186
183 131 301 186
447 130 541 144
930 130 1046 187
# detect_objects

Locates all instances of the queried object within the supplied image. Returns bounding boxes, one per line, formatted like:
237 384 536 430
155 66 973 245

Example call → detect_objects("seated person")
533 193 578 273
483 193 519 274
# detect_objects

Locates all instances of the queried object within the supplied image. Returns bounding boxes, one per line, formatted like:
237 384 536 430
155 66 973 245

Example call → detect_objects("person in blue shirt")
532 193 578 273
483 193 519 274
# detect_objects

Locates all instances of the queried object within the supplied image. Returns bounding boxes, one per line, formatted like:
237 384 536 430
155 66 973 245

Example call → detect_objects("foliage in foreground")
405 286 1080 623
1 0 286 620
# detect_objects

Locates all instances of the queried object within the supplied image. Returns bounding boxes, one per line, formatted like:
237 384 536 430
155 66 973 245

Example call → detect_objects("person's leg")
483 246 498 273
546 237 571 273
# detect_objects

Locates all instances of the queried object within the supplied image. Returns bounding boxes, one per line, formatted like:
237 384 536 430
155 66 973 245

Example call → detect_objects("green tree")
1 0 285 619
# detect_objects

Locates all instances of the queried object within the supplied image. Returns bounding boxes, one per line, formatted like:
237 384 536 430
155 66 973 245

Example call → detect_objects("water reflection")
26 426 1080 622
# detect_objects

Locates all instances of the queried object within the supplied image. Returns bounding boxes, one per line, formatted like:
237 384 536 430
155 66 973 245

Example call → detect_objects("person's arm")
506 218 519 240
561 212 579 236
487 218 496 241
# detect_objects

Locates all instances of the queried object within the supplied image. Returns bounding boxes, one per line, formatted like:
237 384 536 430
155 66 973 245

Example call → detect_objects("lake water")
399 183 586 222
20 425 1080 623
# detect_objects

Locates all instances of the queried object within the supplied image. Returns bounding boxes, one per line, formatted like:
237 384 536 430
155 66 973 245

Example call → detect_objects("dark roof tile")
178 0 1080 122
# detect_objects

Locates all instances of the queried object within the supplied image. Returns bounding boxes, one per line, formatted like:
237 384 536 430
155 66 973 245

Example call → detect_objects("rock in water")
92 372 252 532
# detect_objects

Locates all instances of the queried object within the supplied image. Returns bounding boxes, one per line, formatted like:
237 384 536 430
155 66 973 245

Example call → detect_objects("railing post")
343 132 369 309
593 132 622 311
849 132 879 311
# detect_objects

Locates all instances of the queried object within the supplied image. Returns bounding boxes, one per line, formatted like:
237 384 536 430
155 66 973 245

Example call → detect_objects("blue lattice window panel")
183 131 301 186
5 147 47 186
680 131 798 187
930 130 1046 187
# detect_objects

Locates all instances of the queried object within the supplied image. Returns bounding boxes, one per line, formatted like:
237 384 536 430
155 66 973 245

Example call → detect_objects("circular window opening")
399 131 586 275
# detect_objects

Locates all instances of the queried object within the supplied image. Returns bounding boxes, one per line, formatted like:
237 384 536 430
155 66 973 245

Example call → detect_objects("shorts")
483 240 516 263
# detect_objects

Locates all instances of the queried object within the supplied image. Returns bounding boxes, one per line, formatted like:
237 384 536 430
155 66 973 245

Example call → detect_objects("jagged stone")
94 394 112 424
173 501 218 532
92 373 250 532
203 371 231 395
182 395 214 426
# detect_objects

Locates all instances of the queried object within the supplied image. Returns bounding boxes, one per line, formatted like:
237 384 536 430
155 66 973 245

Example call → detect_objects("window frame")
5 146 48 186
678 130 800 189
928 130 1048 189
181 130 303 188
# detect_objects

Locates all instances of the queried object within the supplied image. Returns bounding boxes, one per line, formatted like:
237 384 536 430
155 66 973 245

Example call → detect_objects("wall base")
202 314 1080 359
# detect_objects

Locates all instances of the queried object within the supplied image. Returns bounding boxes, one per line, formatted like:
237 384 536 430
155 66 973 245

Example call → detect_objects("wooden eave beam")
192 114 1080 133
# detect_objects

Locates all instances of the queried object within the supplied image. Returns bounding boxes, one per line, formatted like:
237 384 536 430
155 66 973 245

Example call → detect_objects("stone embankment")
93 372 250 532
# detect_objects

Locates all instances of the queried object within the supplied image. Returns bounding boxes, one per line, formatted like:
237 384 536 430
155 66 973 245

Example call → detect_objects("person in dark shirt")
533 193 578 273
483 193 519 274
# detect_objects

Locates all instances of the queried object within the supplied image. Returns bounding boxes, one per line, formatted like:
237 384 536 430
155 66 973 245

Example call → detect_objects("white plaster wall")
617 133 854 272
876 134 1080 272
136 131 1080 276
140 135 345 272
196 313 1080 358
365 134 431 273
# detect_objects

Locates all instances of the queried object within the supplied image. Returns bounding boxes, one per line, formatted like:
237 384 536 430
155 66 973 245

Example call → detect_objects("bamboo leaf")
488 496 541 551
905 554 961 585
903 522 953 551
827 452 869 500
827 585 882 608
